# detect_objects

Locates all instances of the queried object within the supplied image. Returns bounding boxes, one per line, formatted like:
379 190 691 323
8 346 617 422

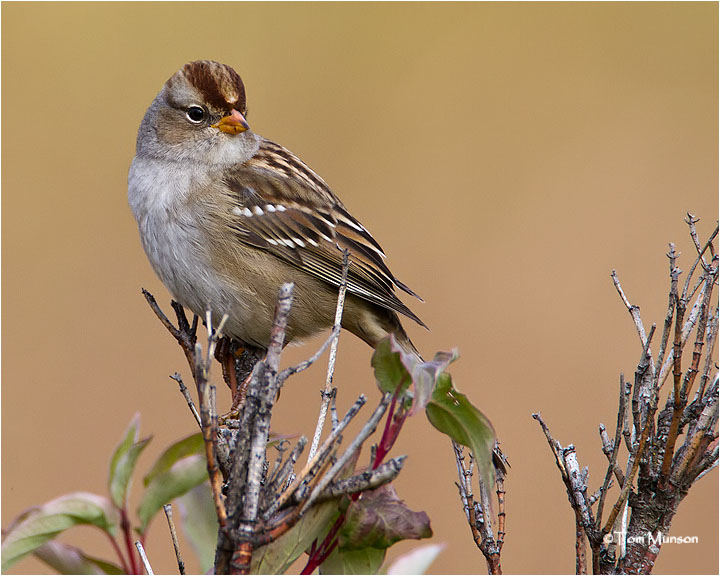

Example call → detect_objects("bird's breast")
128 156 228 319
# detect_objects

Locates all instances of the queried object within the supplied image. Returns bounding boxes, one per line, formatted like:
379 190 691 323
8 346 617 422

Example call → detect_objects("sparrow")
128 60 425 358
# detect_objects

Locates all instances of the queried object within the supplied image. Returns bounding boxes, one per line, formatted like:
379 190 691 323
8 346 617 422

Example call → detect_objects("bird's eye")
186 106 206 123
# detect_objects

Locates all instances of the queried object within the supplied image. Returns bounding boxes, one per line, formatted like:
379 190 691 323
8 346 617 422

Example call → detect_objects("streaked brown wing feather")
220 139 425 327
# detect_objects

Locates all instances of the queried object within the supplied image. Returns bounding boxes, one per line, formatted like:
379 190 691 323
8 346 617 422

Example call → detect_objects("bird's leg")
230 373 252 413
214 336 239 400
215 340 266 422
215 338 262 425
230 343 265 411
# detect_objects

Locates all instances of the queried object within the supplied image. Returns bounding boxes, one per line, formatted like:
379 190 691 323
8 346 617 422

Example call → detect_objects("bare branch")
695 308 718 402
263 437 308 501
142 289 198 371
193 332 228 531
301 393 391 513
535 216 718 575
262 394 367 519
563 447 595 533
453 442 503 574
596 374 628 526
316 456 405 501
163 504 185 575
611 270 648 347
681 220 719 300
170 373 202 429
653 245 680 391
143 279 418 576
603 393 654 534
495 462 507 554
243 284 294 526
657 260 715 388
278 326 340 383
672 375 719 485
135 541 154 575
309 250 350 460
680 262 717 402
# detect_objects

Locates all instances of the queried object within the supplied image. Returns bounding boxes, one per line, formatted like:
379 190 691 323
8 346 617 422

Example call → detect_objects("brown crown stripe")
182 60 247 114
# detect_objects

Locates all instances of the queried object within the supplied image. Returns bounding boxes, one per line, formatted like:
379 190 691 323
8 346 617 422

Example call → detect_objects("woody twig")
533 214 718 574
145 280 404 575
453 441 507 575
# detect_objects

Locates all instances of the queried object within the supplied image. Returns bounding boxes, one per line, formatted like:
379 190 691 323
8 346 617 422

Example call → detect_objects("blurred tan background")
2 2 717 574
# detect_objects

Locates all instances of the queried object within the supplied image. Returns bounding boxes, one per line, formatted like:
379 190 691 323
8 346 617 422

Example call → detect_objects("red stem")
313 534 341 567
372 380 409 469
373 394 398 467
300 513 345 574
120 508 139 574
302 383 413 573
104 531 131 575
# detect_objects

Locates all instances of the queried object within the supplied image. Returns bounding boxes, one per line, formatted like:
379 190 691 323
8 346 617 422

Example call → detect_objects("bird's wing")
218 138 426 327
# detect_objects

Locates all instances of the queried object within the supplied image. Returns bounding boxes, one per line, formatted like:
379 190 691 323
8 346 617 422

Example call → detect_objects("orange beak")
212 109 250 135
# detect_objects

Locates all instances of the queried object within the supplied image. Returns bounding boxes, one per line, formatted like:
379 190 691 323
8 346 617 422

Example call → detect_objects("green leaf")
1 492 118 573
137 454 208 532
177 483 219 574
338 485 432 551
34 540 124 574
372 336 459 414
372 338 410 397
384 543 445 575
251 499 341 575
108 413 151 508
425 373 495 489
320 547 386 575
397 344 459 416
143 433 204 487
251 445 358 574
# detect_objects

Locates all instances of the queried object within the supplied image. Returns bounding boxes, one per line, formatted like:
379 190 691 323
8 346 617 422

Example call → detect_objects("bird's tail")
391 321 423 362
344 304 424 361
374 306 424 362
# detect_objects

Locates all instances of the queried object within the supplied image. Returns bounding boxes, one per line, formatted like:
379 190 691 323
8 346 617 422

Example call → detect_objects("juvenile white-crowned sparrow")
128 60 424 356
